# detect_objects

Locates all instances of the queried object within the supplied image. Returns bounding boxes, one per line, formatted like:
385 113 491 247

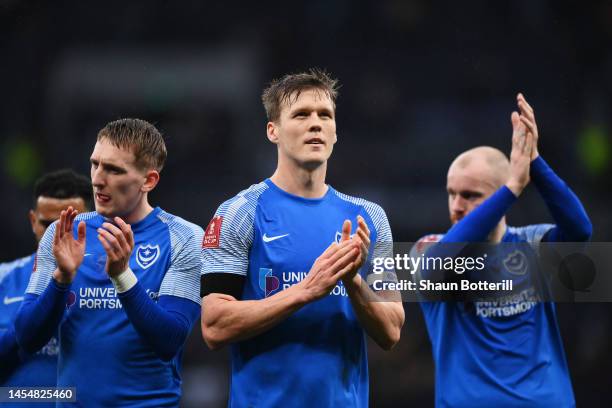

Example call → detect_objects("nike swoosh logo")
262 233 290 243
84 254 92 257
3 296 24 305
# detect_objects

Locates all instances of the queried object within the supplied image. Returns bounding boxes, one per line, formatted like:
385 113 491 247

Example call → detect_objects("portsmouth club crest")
503 250 528 276
334 231 343 244
136 244 161 269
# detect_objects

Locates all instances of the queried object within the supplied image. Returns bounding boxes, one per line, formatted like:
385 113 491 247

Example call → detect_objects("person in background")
1 169 91 391
414 94 591 407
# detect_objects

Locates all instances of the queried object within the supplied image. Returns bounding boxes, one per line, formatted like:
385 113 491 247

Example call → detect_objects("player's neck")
270 161 328 198
122 196 154 225
488 219 507 243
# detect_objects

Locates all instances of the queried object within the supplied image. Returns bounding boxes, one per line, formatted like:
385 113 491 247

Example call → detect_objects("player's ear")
29 209 37 233
332 132 338 145
141 169 160 193
266 121 279 144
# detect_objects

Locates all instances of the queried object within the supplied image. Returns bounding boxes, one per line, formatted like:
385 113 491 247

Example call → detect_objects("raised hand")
298 239 359 302
339 217 371 282
506 108 535 196
517 93 539 161
52 207 86 284
97 217 135 278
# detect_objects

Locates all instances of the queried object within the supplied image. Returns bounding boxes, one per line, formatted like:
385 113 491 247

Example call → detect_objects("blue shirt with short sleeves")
202 179 393 408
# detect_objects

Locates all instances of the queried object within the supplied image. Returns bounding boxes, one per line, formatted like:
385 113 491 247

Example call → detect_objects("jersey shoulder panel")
216 182 269 229
156 210 204 304
202 181 269 276
157 210 205 248
507 224 554 243
74 211 102 223
410 234 444 256
332 190 392 242
0 254 33 284
25 221 58 295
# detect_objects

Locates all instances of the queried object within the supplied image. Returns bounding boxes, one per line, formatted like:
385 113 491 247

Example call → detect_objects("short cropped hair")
261 68 340 122
33 169 92 210
97 118 167 172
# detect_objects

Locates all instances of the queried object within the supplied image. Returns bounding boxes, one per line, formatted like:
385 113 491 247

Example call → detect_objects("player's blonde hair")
97 118 167 172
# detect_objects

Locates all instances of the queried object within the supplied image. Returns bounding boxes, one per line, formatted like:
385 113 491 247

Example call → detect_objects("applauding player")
414 94 592 407
15 119 203 407
201 69 405 407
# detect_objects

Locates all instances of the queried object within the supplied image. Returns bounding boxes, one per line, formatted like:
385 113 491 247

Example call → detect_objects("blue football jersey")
26 207 203 408
202 179 393 408
1 254 58 407
416 225 575 408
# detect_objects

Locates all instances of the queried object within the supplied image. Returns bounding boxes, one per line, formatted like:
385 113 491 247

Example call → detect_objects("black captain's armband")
201 273 245 300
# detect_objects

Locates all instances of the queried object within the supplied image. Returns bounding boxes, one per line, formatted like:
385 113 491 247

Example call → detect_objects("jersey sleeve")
0 255 33 285
202 192 258 277
410 234 443 280
526 224 555 243
363 203 398 285
509 224 555 254
410 234 444 257
158 217 204 305
531 156 592 242
26 221 58 295
0 262 12 283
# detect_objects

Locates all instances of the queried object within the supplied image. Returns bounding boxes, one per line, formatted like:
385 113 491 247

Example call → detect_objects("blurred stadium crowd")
1 0 611 406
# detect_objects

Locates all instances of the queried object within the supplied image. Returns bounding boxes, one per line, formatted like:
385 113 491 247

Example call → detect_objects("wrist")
107 261 131 279
292 281 317 305
110 267 138 293
53 269 74 286
342 273 361 291
504 180 525 197
530 155 547 176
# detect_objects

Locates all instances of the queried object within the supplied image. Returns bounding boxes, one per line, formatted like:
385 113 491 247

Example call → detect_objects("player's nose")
450 196 465 213
91 167 105 186
307 112 324 131
308 119 322 133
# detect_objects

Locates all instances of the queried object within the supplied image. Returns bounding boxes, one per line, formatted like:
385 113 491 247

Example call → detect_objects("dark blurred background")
1 0 611 406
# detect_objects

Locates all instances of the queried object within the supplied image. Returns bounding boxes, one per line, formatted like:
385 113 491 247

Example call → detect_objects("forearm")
118 283 199 361
0 327 21 380
344 274 404 350
201 284 311 350
531 156 592 241
14 276 68 353
418 187 517 282
441 186 517 244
